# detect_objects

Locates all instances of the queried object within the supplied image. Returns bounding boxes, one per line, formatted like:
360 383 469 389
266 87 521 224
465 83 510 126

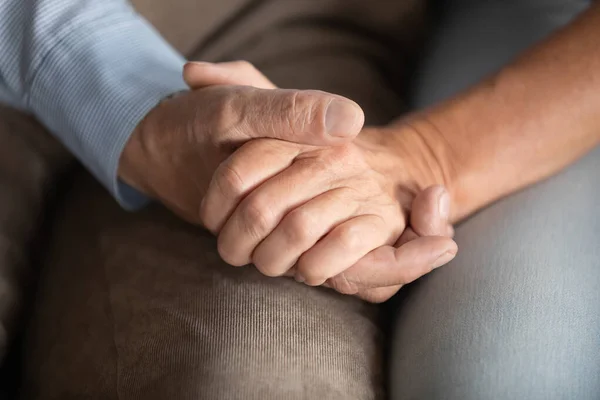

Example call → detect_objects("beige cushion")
131 0 248 57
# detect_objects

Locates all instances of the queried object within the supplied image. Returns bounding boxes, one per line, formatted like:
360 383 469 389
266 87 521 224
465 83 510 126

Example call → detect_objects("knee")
388 246 600 399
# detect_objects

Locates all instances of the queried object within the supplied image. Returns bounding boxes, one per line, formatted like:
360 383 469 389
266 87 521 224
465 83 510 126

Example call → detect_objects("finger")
183 61 276 89
395 227 419 247
393 185 454 246
410 185 453 238
380 184 452 249
251 188 360 276
220 86 364 145
390 185 454 251
200 139 302 233
217 156 355 267
320 279 401 303
325 236 457 294
296 214 396 286
395 223 453 248
330 185 454 302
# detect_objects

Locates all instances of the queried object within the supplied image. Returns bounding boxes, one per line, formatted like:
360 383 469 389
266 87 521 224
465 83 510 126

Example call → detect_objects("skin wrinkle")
331 271 360 296
284 90 301 140
402 119 452 194
239 198 274 241
226 87 253 142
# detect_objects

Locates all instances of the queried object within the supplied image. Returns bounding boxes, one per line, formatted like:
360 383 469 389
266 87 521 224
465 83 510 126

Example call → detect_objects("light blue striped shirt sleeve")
0 0 190 209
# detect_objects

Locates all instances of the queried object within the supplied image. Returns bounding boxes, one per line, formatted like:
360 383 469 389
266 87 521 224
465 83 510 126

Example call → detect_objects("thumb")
229 86 364 145
410 185 454 238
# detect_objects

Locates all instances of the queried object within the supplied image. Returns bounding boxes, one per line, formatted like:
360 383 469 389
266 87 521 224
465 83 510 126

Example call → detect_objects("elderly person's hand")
180 62 456 303
118 61 364 224
323 184 455 303
200 123 458 298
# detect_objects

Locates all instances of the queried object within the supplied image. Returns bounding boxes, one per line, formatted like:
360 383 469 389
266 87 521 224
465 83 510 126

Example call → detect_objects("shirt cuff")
27 12 189 210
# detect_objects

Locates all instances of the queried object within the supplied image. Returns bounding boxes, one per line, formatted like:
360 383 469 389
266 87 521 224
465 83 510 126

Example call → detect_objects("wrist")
118 90 190 199
373 120 461 217
118 110 156 199
356 124 457 216
394 116 463 220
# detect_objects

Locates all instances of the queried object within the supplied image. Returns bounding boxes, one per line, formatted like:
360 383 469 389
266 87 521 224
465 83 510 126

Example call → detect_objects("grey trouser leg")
389 1 600 400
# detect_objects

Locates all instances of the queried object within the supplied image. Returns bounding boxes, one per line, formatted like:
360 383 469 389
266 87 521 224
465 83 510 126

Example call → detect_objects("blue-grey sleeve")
0 0 190 209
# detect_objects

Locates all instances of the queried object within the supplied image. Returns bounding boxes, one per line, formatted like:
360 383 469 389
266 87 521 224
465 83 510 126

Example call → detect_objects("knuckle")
215 162 246 198
309 144 365 177
335 223 362 252
216 235 239 266
296 258 327 286
240 196 274 237
295 152 344 180
281 208 314 244
337 143 362 160
331 144 367 169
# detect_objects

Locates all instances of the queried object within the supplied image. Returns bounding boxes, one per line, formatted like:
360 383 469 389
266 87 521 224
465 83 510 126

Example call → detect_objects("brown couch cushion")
130 0 248 56
0 106 70 361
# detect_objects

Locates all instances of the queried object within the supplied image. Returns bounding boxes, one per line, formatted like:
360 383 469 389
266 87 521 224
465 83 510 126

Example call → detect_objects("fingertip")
431 241 458 270
411 185 450 237
182 62 206 86
324 99 364 139
183 61 207 74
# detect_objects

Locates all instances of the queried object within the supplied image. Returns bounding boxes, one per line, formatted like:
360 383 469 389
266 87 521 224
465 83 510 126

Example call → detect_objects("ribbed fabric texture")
22 171 384 399
0 0 189 209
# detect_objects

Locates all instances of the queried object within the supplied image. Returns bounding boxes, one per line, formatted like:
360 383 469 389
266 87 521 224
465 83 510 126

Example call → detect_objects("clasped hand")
119 61 457 302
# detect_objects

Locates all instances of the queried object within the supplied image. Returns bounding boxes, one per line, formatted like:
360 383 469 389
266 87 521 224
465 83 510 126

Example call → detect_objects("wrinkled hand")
202 124 458 296
135 61 457 303
118 61 364 224
324 185 455 303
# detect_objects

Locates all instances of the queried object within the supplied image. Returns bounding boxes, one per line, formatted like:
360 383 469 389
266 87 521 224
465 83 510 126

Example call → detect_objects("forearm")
414 3 600 221
0 0 188 209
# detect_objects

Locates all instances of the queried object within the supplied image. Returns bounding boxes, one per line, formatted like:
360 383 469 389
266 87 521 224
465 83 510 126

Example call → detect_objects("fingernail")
325 100 362 137
431 250 456 270
294 273 305 284
438 191 450 220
